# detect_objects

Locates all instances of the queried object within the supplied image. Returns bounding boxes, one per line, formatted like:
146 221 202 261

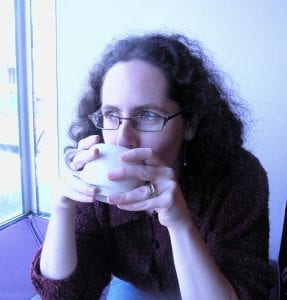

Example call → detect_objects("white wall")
56 0 287 260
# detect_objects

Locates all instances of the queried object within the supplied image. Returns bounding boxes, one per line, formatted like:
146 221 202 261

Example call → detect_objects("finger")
108 184 150 204
116 199 157 212
107 185 159 212
77 135 101 150
72 145 101 170
112 194 161 212
108 181 160 204
60 174 99 203
108 163 176 184
107 164 160 182
120 148 165 167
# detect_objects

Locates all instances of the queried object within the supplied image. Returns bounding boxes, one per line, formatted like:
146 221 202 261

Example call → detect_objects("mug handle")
64 148 109 203
64 148 81 177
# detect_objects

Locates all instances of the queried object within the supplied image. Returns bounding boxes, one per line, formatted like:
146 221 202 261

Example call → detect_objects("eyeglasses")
88 107 185 132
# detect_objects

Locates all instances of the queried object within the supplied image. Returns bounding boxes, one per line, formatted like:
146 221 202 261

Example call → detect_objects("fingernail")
107 195 116 204
107 193 124 204
88 185 97 194
120 153 128 161
107 172 115 180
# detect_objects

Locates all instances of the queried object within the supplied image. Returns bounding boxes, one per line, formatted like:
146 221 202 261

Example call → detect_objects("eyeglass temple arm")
166 107 186 121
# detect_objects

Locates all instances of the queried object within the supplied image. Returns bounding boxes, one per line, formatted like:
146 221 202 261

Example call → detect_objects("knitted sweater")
31 149 275 299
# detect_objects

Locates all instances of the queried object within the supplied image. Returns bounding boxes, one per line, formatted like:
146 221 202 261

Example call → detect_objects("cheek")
149 134 184 167
154 123 186 166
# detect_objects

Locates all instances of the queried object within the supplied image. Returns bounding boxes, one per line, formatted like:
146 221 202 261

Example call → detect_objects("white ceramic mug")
64 143 143 202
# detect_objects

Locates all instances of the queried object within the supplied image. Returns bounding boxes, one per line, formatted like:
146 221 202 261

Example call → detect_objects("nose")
116 118 139 149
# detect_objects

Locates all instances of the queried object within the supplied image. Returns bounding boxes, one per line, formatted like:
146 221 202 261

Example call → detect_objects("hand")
106 147 191 228
53 135 102 208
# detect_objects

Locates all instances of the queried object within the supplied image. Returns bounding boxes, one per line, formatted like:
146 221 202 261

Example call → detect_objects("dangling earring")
183 140 188 167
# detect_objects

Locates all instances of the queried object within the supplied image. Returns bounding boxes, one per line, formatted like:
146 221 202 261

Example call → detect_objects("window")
0 0 22 224
0 0 57 227
31 0 57 214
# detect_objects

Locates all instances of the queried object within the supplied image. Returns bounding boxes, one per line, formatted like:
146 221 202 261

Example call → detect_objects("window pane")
32 0 58 215
0 0 22 223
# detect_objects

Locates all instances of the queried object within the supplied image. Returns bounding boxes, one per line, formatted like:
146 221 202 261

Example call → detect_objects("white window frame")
15 0 38 215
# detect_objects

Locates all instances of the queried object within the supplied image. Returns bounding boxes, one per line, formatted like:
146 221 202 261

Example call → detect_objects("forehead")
101 60 175 111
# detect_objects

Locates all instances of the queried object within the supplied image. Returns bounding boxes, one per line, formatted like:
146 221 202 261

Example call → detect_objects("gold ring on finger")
147 182 157 198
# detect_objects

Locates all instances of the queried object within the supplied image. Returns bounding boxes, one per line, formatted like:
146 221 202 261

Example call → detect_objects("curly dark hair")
68 32 245 185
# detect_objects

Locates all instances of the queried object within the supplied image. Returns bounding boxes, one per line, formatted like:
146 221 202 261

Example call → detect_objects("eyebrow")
101 104 168 113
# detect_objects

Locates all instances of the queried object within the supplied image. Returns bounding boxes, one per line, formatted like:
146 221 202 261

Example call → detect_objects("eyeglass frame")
88 107 186 132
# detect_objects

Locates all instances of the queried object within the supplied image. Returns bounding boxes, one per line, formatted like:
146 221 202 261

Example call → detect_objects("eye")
138 110 160 120
103 110 119 116
103 110 120 119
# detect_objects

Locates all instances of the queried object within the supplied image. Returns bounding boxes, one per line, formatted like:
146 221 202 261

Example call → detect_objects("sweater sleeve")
31 202 112 299
197 151 275 299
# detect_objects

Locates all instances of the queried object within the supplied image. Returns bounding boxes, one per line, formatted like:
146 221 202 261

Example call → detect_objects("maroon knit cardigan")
31 149 275 299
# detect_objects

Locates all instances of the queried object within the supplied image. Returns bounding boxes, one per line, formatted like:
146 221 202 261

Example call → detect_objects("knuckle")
78 135 99 150
163 192 173 207
167 167 174 178
169 180 178 191
166 188 177 205
120 166 129 174
141 166 151 178
72 156 84 170
77 139 86 149
147 148 154 155
158 166 175 180
139 185 149 198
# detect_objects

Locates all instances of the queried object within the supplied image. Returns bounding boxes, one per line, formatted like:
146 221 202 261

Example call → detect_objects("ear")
184 125 195 140
184 116 198 140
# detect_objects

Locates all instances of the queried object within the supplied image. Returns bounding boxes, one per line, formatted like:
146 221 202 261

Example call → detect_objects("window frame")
15 0 38 215
0 0 37 230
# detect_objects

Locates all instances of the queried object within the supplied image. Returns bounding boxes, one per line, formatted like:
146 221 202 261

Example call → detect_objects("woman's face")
101 59 190 169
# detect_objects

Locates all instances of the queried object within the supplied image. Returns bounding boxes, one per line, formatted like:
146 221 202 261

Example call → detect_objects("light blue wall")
56 0 287 259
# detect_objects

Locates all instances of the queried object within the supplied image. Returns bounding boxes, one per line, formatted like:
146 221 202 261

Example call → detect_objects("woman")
31 33 274 299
